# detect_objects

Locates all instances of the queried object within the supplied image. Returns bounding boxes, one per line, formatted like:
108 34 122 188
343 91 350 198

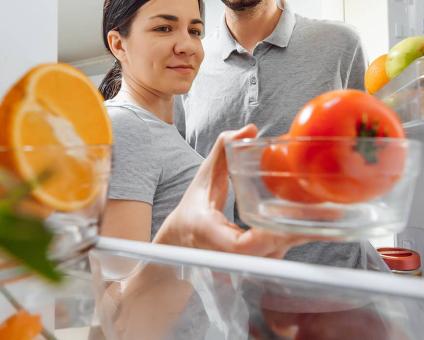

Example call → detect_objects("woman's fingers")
200 124 259 211
204 124 258 170
232 228 290 257
233 228 330 258
221 123 258 144
184 209 310 257
161 207 327 258
171 209 240 252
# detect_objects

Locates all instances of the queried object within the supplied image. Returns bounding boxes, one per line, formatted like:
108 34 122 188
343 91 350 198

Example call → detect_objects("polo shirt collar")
219 16 238 61
219 0 297 61
265 0 296 48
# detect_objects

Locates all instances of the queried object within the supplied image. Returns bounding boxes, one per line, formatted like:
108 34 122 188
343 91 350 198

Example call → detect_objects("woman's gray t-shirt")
105 100 234 239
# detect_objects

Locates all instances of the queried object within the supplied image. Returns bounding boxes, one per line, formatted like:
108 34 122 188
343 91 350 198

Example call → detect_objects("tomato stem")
355 114 381 164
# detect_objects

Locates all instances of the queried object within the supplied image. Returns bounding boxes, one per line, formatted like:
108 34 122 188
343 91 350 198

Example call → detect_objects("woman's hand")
154 124 326 259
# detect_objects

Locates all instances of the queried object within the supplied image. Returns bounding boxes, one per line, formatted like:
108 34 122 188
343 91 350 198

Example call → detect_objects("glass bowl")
0 145 111 284
226 137 422 239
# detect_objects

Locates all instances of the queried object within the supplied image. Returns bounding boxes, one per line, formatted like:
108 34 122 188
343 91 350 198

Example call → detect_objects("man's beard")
220 0 262 11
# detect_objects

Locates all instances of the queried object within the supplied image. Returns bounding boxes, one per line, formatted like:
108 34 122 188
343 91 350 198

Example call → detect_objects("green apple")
386 36 424 79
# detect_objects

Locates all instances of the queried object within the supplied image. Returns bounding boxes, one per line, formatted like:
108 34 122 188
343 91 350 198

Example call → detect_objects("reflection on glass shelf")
1 239 423 339
88 239 424 340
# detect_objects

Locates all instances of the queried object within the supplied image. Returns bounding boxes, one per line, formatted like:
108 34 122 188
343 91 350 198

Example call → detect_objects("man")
175 0 369 268
175 0 366 156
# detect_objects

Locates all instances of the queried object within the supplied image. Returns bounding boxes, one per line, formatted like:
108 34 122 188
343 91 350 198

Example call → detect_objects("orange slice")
0 63 112 211
0 310 42 340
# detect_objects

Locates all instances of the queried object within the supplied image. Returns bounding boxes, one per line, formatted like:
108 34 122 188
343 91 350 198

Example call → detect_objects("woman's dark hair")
99 0 204 100
99 0 149 100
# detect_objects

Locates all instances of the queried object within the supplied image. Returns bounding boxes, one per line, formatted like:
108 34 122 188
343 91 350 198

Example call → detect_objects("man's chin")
220 0 262 11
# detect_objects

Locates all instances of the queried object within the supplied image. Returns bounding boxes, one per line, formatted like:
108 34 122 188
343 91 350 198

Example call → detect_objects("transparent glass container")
0 145 111 285
226 137 421 239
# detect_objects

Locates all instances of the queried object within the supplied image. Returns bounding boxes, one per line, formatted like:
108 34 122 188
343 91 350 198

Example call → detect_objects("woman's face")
115 0 204 95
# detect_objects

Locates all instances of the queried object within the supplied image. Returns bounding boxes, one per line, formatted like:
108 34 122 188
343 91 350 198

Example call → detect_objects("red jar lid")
377 247 421 271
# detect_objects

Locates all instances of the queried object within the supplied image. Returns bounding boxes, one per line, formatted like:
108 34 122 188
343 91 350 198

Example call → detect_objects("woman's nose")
173 31 198 56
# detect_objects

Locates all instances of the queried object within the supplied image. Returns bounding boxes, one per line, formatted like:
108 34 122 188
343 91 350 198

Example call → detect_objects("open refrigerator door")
0 236 420 339
376 56 424 272
88 237 424 340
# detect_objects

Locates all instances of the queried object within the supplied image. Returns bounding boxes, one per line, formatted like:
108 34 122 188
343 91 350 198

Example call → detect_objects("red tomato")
260 136 324 204
288 90 405 204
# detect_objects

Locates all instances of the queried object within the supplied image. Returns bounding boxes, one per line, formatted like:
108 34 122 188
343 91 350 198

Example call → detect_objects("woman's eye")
189 29 202 37
154 26 172 33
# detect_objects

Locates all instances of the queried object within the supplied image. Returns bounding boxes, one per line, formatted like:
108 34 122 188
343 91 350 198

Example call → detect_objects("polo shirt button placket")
248 58 258 105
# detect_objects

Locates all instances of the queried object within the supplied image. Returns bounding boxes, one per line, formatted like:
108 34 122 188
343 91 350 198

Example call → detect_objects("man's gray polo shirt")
174 1 373 269
174 1 367 158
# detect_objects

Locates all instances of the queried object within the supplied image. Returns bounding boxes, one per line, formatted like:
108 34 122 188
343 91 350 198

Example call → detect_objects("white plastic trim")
97 237 424 300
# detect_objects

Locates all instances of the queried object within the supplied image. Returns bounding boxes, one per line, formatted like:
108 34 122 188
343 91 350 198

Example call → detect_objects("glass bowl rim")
226 136 422 149
0 144 112 152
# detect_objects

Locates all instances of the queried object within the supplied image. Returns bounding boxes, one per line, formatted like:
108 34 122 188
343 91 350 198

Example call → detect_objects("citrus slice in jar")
0 63 113 211
0 310 42 340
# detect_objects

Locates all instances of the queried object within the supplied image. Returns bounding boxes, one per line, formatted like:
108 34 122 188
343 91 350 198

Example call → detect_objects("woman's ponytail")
100 0 150 99
99 60 122 100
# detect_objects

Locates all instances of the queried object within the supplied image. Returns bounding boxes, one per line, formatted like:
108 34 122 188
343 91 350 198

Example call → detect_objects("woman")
100 0 211 242
100 0 320 257
94 2 330 337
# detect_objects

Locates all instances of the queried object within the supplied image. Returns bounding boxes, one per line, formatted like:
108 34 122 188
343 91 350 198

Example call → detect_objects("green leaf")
0 209 63 283
0 170 51 211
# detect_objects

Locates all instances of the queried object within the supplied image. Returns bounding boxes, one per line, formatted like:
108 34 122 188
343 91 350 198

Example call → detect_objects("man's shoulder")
294 14 361 45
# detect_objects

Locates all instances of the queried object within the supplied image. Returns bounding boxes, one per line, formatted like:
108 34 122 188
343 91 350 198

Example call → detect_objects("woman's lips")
167 65 194 75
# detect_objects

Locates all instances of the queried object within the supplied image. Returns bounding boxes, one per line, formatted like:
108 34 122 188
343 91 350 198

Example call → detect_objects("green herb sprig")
0 169 63 283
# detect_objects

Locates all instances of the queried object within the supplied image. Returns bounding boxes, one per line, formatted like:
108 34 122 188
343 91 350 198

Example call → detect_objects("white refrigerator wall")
290 0 344 20
388 0 424 48
0 0 58 98
204 0 224 34
344 0 390 62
